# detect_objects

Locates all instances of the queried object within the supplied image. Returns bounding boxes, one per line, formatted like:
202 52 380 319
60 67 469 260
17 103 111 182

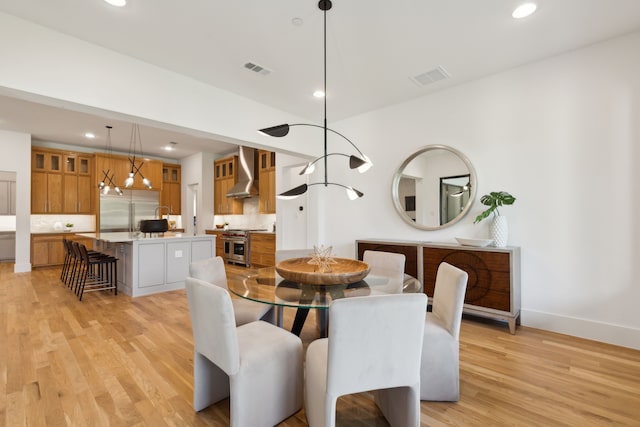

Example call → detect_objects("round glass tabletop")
227 266 403 309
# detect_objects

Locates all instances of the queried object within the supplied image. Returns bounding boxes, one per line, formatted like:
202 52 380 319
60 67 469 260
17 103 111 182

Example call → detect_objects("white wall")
0 12 317 159
275 152 315 250
316 31 640 349
0 130 31 272
181 152 216 235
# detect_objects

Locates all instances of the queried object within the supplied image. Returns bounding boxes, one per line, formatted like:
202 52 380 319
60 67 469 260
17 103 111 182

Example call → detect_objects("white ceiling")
1 0 640 159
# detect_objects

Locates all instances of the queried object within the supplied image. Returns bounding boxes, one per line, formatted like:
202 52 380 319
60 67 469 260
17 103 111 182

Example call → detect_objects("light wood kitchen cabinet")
32 148 64 213
135 158 163 190
161 164 181 214
258 150 276 214
32 150 62 173
95 153 128 190
213 156 243 215
213 178 223 214
94 153 162 191
249 232 275 267
63 153 93 214
0 180 16 215
32 148 92 214
63 153 91 176
205 229 224 257
31 171 63 213
31 233 94 268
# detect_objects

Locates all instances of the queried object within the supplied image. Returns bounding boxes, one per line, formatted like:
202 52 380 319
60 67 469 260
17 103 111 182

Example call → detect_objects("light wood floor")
2 262 640 426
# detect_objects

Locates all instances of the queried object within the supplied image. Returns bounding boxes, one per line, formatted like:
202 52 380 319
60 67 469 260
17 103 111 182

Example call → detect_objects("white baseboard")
521 309 640 350
14 262 31 273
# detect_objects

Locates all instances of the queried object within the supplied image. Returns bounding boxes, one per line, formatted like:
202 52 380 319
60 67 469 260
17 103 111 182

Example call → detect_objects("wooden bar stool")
73 242 118 301
60 238 74 285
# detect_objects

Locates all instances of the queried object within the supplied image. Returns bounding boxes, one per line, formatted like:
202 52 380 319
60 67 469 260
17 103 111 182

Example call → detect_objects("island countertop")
77 232 211 243
85 232 216 297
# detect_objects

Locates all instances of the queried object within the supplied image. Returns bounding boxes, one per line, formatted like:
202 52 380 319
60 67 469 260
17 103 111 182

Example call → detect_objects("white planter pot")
490 216 508 247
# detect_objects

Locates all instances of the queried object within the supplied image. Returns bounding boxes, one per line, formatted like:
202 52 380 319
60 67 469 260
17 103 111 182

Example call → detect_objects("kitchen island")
77 232 215 297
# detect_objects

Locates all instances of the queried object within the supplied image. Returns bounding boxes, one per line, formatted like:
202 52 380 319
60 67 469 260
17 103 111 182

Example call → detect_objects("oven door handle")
222 238 246 243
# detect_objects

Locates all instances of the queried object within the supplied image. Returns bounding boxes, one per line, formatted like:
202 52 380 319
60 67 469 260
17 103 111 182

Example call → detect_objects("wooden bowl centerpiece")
275 257 370 285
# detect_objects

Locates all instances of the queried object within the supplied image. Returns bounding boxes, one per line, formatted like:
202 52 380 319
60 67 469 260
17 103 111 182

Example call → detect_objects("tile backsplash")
31 215 96 233
0 215 16 231
213 197 276 231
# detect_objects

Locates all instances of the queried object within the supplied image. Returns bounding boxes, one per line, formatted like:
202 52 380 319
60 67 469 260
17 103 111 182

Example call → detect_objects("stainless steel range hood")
226 146 259 198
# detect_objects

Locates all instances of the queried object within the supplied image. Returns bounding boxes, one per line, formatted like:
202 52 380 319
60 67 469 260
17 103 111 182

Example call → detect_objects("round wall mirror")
391 145 477 230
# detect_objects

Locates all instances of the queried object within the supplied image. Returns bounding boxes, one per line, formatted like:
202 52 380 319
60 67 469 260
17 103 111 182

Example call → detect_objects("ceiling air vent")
410 66 450 87
244 62 272 76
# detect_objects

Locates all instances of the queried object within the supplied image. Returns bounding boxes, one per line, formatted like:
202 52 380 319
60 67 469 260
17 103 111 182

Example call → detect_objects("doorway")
279 164 308 249
187 183 199 235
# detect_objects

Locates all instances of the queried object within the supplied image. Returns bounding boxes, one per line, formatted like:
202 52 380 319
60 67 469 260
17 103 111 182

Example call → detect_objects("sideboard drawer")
424 248 512 312
422 244 520 333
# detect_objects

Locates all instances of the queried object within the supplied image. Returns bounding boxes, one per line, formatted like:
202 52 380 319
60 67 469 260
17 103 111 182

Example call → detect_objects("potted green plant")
474 191 516 247
473 191 516 223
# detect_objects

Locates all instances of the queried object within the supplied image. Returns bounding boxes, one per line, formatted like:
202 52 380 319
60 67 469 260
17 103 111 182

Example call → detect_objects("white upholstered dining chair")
189 256 274 325
305 293 427 427
420 262 468 401
185 277 303 426
363 250 406 293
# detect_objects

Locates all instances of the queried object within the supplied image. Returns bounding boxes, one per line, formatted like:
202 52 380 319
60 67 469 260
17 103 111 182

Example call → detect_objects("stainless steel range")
221 229 267 266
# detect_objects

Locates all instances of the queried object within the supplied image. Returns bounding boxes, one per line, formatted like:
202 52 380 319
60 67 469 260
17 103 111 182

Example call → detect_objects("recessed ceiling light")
313 90 325 98
85 132 95 139
104 0 127 7
165 141 177 151
292 17 304 26
512 3 537 19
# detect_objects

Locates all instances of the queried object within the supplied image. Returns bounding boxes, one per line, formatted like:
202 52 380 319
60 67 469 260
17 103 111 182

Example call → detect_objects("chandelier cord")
323 3 328 187
260 0 368 200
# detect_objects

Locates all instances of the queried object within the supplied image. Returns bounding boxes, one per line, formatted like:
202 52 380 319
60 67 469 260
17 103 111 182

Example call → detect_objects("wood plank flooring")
1 262 639 426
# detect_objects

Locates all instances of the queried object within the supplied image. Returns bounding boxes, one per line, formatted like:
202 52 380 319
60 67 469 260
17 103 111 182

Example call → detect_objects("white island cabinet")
77 232 216 297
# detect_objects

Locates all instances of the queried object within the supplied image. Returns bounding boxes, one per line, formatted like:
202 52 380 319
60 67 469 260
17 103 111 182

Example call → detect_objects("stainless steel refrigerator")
99 190 159 232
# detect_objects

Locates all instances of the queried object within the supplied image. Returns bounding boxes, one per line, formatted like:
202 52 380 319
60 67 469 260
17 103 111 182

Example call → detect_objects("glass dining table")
227 265 403 337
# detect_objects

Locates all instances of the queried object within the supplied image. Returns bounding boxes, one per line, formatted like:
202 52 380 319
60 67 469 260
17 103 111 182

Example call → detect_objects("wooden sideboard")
356 240 420 279
356 239 521 333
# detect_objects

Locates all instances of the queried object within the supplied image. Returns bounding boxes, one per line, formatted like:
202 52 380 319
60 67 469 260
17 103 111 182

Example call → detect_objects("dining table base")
292 307 329 337
289 283 348 337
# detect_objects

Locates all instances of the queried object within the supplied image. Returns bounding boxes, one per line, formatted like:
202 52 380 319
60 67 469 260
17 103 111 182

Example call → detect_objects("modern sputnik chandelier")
98 125 123 195
124 123 152 189
258 0 372 200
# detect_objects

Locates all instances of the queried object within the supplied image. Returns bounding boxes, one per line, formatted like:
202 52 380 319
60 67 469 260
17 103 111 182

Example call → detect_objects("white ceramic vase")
490 215 508 247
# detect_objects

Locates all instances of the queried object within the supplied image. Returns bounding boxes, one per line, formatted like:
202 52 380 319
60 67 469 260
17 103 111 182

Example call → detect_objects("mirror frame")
391 144 477 231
